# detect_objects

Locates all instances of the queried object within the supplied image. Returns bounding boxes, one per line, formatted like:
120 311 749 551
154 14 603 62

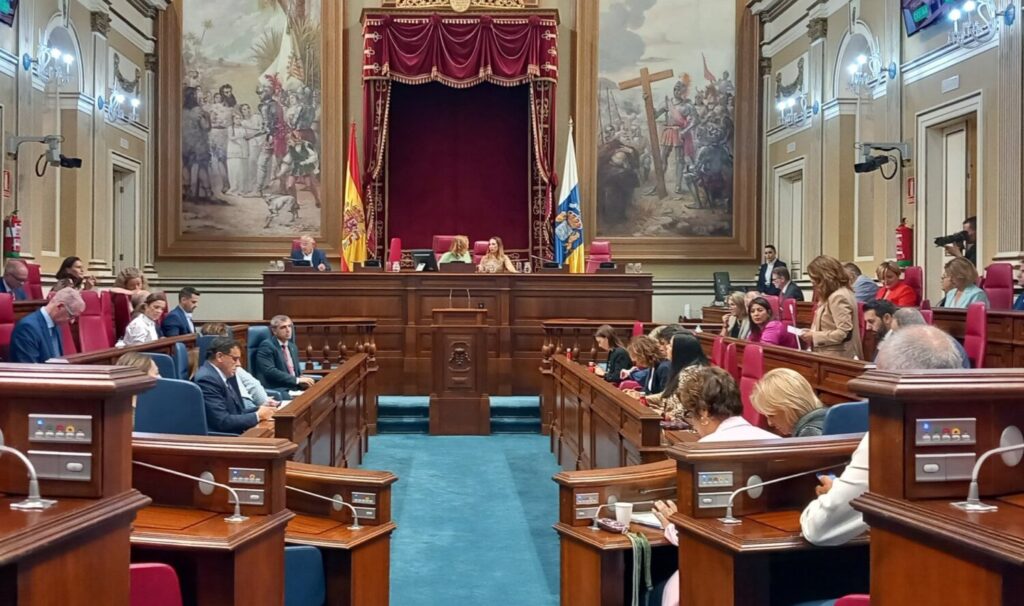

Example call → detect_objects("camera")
58 154 82 169
934 230 969 247
854 155 891 174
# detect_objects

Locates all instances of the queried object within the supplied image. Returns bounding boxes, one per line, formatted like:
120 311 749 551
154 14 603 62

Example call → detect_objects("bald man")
9 287 85 362
289 235 330 271
0 259 28 300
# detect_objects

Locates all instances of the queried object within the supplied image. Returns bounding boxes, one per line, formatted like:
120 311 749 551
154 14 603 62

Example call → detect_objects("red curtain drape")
362 13 558 260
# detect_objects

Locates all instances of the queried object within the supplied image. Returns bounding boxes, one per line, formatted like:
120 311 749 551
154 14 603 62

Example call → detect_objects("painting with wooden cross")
596 0 736 238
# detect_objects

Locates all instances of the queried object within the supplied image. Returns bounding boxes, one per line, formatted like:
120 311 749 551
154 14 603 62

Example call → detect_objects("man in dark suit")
194 337 276 434
756 244 786 295
290 235 331 271
9 287 85 363
0 259 28 300
771 267 804 301
163 286 201 337
253 315 316 391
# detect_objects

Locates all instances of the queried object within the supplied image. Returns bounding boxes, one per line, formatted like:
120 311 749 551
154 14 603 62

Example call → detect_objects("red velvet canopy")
361 12 559 260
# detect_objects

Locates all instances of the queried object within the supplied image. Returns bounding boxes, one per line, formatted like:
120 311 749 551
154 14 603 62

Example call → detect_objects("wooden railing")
540 319 718 366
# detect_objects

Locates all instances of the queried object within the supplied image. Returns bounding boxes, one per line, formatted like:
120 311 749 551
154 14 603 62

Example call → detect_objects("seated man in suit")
290 235 331 271
253 315 317 392
0 259 28 300
162 286 200 337
9 287 85 363
195 337 276 434
756 244 786 295
770 266 804 301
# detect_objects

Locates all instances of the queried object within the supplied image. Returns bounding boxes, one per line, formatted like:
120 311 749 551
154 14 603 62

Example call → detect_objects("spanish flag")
341 123 367 272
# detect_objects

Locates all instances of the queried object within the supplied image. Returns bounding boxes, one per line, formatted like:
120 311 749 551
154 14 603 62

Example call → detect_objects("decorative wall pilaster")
89 10 112 274
142 52 158 277
996 2 1023 261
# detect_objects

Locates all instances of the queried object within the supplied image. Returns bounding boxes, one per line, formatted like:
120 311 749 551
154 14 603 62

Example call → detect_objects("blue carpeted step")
378 396 429 434
490 396 541 434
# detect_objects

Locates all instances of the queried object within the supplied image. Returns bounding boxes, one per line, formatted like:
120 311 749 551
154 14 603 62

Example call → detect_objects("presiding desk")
262 271 653 397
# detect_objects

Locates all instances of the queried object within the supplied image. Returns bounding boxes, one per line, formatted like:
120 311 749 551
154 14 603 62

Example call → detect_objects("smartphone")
816 473 837 481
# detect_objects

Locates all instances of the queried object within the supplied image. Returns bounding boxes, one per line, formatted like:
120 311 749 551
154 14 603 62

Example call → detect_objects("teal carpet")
361 434 560 605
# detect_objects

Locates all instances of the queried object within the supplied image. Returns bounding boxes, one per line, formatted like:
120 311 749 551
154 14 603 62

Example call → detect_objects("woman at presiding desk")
476 236 519 273
439 235 472 264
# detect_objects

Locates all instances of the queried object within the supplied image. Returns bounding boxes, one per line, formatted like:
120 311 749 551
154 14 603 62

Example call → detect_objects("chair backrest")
99 290 115 346
172 341 189 379
143 352 177 380
739 344 765 427
24 262 43 299
0 293 13 359
632 321 644 337
762 295 781 319
779 320 799 349
920 309 933 325
130 563 183 606
856 301 866 338
59 322 78 356
983 263 1015 310
196 334 224 369
711 335 725 367
77 290 110 353
432 235 457 261
284 545 326 606
291 238 302 252
780 297 797 323
903 266 923 306
723 343 739 382
964 301 987 368
111 291 134 343
134 378 209 435
822 400 869 435
589 240 612 261
387 237 402 269
472 240 489 264
834 595 871 606
920 298 931 311
248 325 273 372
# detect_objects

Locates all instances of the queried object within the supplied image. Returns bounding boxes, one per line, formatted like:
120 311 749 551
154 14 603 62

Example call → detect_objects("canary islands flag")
341 123 367 272
554 122 585 273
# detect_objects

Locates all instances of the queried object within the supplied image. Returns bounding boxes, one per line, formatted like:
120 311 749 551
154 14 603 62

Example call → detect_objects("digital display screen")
902 0 957 37
0 0 17 28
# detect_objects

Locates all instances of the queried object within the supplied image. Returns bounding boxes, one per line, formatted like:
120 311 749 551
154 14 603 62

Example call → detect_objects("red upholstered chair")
585 241 613 273
291 239 302 252
739 344 766 427
711 335 725 367
856 301 866 341
130 563 183 606
111 291 134 343
903 266 923 306
723 342 739 382
472 240 489 264
920 309 934 325
432 235 457 261
982 263 1014 310
834 596 870 606
632 321 644 337
77 291 110 353
780 297 797 323
964 302 987 368
25 262 43 299
779 320 800 349
763 295 782 319
99 290 115 347
0 293 13 359
920 298 931 311
59 322 77 356
387 238 402 271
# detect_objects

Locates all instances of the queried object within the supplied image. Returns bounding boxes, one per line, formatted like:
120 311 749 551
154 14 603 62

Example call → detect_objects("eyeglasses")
218 353 242 363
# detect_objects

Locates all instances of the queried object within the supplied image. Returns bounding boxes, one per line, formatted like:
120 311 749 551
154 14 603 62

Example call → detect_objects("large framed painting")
157 0 344 257
575 0 760 260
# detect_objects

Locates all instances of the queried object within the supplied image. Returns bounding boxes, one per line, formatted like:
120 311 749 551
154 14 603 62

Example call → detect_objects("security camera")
5 134 82 170
854 141 911 177
854 155 891 174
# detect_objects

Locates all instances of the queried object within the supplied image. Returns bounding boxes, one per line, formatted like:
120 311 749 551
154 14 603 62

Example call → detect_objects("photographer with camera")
935 216 977 266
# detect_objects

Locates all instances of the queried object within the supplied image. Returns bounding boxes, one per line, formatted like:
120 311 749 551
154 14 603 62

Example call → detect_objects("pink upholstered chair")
77 291 110 353
0 293 13 359
130 563 183 606
632 321 644 337
920 309 934 325
472 240 489 264
834 595 870 606
982 263 1014 310
387 237 402 271
291 239 302 252
723 342 739 382
780 297 797 323
99 290 115 347
762 295 782 319
585 241 613 273
857 301 866 341
903 266 923 306
25 262 43 299
59 322 78 356
431 235 457 261
920 298 931 311
964 302 987 368
711 335 725 367
739 344 766 427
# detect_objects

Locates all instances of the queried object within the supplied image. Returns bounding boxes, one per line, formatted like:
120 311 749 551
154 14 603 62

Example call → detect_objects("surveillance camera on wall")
853 141 911 176
5 133 83 169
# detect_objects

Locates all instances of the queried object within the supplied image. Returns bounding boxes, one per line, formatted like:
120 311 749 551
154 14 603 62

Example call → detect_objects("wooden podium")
429 308 490 435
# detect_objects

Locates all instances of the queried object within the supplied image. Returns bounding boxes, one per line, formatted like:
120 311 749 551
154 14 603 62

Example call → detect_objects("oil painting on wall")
597 0 736 238
181 0 322 237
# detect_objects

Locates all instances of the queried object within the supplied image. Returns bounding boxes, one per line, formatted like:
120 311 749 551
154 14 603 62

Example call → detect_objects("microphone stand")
0 445 57 511
286 485 362 530
132 460 248 523
951 442 1024 513
719 462 847 525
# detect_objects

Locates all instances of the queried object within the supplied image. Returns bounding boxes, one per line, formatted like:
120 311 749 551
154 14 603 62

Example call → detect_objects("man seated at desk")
9 288 85 363
0 259 28 300
195 337 276 434
291 234 331 271
253 315 317 393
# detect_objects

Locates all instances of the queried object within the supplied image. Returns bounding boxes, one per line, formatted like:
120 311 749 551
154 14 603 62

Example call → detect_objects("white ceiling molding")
902 35 999 86
75 0 111 12
764 0 817 44
821 98 858 120
762 18 810 58
109 9 155 53
761 0 852 58
104 114 150 142
59 91 96 114
766 119 814 145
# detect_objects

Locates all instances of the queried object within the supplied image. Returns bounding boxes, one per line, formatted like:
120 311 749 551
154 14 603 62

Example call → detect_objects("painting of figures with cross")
596 0 736 238
180 0 323 237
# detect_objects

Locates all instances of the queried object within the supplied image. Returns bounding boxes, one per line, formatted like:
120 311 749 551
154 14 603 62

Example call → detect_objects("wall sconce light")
775 92 819 129
847 53 898 97
21 46 74 87
948 0 1016 49
97 90 141 122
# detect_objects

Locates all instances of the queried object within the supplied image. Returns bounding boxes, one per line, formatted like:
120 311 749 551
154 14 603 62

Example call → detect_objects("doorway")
773 159 805 276
112 163 139 275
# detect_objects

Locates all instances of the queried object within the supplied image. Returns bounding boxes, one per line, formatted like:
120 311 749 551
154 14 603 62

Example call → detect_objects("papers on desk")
288 390 304 398
787 324 806 351
631 512 663 529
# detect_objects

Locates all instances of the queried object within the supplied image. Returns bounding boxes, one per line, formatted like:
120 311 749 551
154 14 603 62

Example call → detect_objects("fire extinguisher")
895 218 913 268
3 212 21 259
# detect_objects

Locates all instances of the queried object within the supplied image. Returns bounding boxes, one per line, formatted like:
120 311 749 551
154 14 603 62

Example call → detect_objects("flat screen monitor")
410 249 439 272
713 272 732 303
902 0 957 37
0 1 17 27
290 259 312 267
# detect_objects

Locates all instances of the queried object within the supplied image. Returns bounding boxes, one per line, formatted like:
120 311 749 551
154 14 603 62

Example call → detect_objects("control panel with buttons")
352 492 378 506
696 492 732 509
27 450 93 482
915 453 977 482
697 471 734 489
227 488 266 506
228 467 266 485
354 507 376 519
28 414 93 444
915 418 976 447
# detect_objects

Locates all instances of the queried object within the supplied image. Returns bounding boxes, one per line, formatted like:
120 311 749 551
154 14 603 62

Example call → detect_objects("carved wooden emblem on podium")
429 309 490 435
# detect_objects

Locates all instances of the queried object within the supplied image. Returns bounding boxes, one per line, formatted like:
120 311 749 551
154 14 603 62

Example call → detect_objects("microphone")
132 460 248 523
719 461 848 525
286 485 362 530
951 441 1024 513
0 443 57 511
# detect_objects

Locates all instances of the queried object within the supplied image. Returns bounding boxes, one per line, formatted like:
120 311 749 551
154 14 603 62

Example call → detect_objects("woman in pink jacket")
747 296 790 347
